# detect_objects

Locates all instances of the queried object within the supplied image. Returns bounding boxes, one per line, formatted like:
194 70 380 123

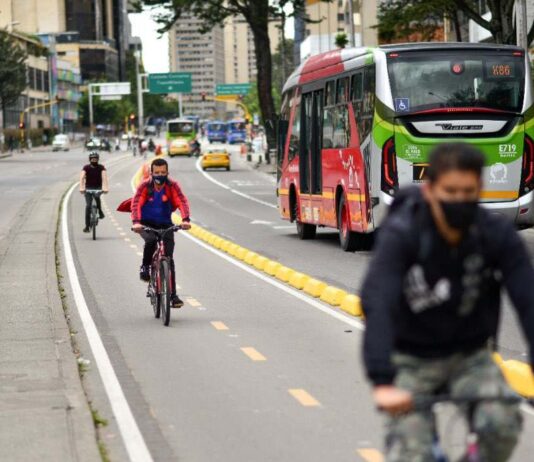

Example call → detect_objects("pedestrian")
361 143 534 462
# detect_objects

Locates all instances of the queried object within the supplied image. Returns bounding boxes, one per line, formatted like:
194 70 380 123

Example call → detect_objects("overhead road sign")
215 83 252 96
95 82 131 96
148 72 192 93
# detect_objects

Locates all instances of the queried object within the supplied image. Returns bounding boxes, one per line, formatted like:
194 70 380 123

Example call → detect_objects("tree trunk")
250 22 276 137
452 11 462 42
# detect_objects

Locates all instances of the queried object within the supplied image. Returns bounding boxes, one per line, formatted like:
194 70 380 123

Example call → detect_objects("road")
2 141 533 461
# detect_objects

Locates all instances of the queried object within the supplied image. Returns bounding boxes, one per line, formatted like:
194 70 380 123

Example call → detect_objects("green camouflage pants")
386 348 522 462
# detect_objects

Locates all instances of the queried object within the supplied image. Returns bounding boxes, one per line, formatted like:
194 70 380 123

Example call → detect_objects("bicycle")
86 190 103 241
135 225 182 326
386 393 522 462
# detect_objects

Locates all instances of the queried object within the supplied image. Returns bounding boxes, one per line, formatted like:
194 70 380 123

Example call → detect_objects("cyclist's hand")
373 385 413 415
132 223 144 234
103 189 109 194
181 222 191 230
80 189 85 194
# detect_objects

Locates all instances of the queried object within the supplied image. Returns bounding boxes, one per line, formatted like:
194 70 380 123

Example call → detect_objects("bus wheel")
337 195 359 251
294 202 316 239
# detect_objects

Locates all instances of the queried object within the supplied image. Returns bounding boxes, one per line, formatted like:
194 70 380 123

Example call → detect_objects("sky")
129 7 294 75
129 9 170 73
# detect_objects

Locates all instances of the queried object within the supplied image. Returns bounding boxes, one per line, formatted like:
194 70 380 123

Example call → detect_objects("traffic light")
129 113 136 121
201 92 206 102
19 122 25 129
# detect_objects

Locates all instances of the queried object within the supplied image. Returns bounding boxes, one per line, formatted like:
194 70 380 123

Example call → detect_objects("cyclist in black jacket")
361 143 534 462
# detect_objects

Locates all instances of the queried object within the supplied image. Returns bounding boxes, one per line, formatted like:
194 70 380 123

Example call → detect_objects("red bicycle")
136 225 182 326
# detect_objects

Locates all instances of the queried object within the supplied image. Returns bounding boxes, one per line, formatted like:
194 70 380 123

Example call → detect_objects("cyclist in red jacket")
131 158 191 308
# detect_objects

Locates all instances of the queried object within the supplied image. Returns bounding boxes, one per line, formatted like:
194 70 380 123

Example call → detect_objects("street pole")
516 0 528 50
347 0 356 47
135 52 144 135
88 84 94 137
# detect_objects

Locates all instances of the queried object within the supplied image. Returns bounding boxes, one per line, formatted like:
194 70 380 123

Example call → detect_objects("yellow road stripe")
186 297 202 307
211 321 229 331
240 347 267 361
136 252 143 256
124 238 131 242
480 190 519 200
288 389 320 407
120 232 126 236
357 448 384 462
130 244 137 249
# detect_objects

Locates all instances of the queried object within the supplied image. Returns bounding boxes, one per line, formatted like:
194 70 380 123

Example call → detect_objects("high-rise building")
0 0 131 81
169 13 226 118
300 0 378 60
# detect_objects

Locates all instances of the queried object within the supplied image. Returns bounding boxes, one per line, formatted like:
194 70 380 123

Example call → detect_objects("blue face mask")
153 175 167 185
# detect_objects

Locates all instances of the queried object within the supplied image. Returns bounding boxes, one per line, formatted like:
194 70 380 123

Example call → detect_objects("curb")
133 164 534 399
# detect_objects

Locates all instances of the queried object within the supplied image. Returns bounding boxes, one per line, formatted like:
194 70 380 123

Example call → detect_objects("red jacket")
131 177 190 224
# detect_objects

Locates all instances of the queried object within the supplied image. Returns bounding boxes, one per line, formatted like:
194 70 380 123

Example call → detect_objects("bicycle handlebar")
131 225 182 237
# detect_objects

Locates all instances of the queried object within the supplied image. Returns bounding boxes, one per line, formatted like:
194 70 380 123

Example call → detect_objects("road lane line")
357 448 384 462
180 232 364 331
195 158 277 209
288 389 320 407
241 347 267 361
186 297 202 307
62 183 153 462
211 321 229 331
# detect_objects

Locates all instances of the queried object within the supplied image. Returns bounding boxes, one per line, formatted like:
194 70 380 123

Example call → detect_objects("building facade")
0 0 131 81
169 13 226 118
300 0 378 61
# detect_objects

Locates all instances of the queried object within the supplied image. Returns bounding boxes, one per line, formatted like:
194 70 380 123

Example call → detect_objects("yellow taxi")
168 138 191 156
201 149 231 171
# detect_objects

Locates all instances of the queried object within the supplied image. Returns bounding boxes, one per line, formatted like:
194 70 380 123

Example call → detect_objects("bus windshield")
387 51 525 114
168 122 194 135
228 121 246 131
208 123 226 131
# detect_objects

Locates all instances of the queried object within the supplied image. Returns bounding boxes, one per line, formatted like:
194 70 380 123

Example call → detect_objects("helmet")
89 151 99 160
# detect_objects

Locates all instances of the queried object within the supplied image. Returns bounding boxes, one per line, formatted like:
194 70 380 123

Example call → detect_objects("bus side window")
336 77 349 104
325 80 336 106
351 72 363 102
323 108 334 149
289 92 301 161
332 105 349 149
278 91 292 170
361 66 376 142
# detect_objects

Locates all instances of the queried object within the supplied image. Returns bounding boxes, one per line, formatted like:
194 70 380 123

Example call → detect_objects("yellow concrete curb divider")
134 165 534 399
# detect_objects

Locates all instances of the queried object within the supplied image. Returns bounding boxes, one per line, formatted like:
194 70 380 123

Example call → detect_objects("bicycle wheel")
159 259 171 326
91 206 98 240
150 266 160 318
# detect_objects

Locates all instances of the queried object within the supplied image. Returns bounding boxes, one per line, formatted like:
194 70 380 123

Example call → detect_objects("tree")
0 30 28 128
377 0 534 45
134 0 330 141
335 32 349 49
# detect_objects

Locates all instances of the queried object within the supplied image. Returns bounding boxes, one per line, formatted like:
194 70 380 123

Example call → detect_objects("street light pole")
516 0 528 50
347 0 356 47
135 52 144 135
88 84 94 137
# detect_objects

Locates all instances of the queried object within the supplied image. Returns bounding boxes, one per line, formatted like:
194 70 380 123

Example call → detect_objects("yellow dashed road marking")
240 347 266 361
120 232 126 236
124 238 131 242
136 252 143 256
288 389 320 407
211 321 229 331
130 245 137 249
186 297 202 307
357 449 384 462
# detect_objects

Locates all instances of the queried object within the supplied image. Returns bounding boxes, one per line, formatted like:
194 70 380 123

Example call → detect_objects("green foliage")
376 0 453 43
377 0 534 45
335 32 349 49
0 30 28 128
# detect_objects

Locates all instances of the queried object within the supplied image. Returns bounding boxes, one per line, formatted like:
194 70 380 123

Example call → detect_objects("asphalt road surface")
3 140 534 461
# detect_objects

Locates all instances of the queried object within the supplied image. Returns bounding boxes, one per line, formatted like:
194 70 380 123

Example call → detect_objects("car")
168 138 191 157
52 134 70 151
144 125 157 136
85 137 102 150
201 149 231 171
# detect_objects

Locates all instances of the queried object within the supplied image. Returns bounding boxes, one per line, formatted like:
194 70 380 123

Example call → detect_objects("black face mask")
439 200 478 231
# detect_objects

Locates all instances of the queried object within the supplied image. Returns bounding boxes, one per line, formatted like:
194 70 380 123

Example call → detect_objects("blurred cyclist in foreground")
361 143 534 461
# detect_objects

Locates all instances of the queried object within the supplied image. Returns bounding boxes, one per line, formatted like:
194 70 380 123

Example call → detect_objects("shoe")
83 227 90 233
99 211 105 219
139 265 150 282
171 294 184 308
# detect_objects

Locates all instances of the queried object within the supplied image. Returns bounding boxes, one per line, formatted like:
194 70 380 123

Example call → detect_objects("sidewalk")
0 182 100 461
